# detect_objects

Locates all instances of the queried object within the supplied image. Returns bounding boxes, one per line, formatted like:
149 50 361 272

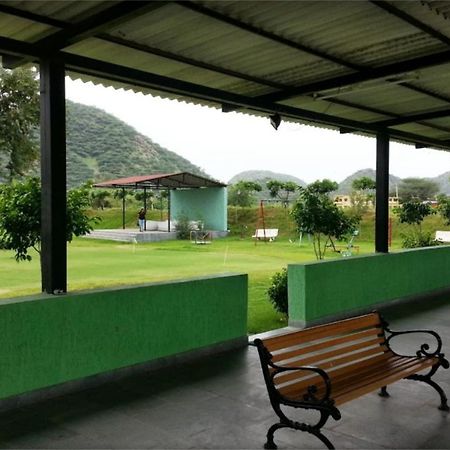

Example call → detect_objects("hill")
430 171 450 195
337 169 402 195
65 101 206 187
228 170 306 186
228 170 306 202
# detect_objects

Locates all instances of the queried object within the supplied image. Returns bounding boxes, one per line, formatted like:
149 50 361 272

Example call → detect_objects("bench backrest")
254 312 388 399
253 229 279 238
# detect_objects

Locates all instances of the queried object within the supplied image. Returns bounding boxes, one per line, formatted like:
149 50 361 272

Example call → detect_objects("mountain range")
4 99 448 195
229 168 450 196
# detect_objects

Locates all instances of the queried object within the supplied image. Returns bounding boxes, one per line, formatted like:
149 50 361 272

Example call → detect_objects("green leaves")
228 181 262 207
0 178 99 261
291 180 356 260
0 68 39 180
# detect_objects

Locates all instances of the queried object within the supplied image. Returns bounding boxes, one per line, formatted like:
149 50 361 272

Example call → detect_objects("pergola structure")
1 1 450 293
94 172 226 230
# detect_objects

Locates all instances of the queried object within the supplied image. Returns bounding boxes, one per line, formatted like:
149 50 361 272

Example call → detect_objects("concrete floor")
0 299 449 449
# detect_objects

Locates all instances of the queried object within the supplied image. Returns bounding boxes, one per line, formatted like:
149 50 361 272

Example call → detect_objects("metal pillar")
40 57 67 294
167 189 171 232
122 187 126 230
375 131 390 253
143 187 147 231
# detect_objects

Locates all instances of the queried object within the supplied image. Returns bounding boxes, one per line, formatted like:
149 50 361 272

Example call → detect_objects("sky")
65 78 450 185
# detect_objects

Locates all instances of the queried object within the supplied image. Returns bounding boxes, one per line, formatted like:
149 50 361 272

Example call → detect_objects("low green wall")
288 246 450 325
0 274 247 400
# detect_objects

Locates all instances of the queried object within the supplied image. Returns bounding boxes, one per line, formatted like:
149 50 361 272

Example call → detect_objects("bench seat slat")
279 354 427 398
273 345 388 385
271 328 383 363
274 352 396 387
263 313 381 352
334 357 437 405
278 355 437 405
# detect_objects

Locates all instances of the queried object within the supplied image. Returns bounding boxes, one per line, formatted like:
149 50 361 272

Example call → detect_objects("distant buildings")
334 195 400 209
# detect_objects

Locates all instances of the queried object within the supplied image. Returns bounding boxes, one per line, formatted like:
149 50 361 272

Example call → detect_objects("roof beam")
3 1 166 68
374 108 450 127
176 1 363 71
97 34 287 90
253 50 450 102
370 1 450 46
1 34 450 148
60 52 450 151
0 3 66 28
0 3 286 91
179 0 450 111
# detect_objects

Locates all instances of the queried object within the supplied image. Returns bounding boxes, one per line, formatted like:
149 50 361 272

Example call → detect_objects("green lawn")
0 236 377 333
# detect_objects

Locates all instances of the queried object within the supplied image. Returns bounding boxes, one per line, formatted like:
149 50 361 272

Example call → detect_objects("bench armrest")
383 320 449 366
269 362 333 405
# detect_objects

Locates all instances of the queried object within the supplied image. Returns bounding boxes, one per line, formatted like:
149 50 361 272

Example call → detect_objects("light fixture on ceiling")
270 113 282 130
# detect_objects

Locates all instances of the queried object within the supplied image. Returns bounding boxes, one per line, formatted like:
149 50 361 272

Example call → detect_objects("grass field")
2 206 448 334
0 235 377 334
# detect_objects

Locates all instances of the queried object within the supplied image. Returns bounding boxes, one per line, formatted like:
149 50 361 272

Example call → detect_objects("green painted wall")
288 246 450 324
171 187 227 230
0 274 247 399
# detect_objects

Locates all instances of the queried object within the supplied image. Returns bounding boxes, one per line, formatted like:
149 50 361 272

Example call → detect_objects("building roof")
93 172 226 189
2 1 450 151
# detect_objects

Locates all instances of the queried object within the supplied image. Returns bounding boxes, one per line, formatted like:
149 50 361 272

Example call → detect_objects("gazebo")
94 172 227 234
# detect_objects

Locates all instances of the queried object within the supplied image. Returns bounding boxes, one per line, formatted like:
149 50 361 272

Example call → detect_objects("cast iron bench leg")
378 386 389 397
407 374 449 411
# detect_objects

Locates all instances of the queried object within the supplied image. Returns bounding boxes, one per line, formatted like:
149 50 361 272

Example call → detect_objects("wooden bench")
253 312 449 449
436 230 450 243
252 229 279 241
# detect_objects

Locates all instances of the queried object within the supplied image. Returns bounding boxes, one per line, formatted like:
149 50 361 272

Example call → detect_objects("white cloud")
65 78 450 183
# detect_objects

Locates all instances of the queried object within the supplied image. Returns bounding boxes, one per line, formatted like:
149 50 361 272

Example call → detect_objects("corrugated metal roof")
94 172 227 189
1 0 450 151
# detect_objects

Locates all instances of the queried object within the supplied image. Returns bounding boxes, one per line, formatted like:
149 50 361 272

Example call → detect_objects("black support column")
40 58 67 294
375 131 390 253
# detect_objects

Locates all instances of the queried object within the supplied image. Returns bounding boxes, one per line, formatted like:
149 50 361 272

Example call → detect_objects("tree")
307 179 338 195
398 178 439 202
394 200 436 248
350 176 376 217
291 181 357 260
0 178 98 262
352 176 376 191
0 68 40 180
266 180 299 206
228 181 262 207
90 189 111 210
437 194 450 225
135 190 155 209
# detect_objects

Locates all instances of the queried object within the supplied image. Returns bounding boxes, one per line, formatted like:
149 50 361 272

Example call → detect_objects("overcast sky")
65 78 450 184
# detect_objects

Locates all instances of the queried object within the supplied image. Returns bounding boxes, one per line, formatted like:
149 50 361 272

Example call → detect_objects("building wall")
170 187 227 231
288 246 450 325
0 274 247 400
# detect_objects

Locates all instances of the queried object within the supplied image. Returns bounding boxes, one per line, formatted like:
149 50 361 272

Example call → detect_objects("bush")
176 214 192 240
267 268 288 315
400 231 439 249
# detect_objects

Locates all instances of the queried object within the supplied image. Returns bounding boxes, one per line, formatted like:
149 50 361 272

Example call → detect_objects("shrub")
176 214 192 240
400 231 438 249
267 268 288 315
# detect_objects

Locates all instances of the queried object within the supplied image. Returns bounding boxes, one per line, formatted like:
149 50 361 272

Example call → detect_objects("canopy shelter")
1 1 450 292
94 172 226 231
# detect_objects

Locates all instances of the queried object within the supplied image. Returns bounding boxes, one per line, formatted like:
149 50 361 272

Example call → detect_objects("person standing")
138 208 146 232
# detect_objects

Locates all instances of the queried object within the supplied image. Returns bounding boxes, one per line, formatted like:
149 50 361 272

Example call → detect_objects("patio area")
0 298 449 449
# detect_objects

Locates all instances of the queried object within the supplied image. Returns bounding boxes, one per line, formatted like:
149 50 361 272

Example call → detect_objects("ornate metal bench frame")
254 314 449 449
